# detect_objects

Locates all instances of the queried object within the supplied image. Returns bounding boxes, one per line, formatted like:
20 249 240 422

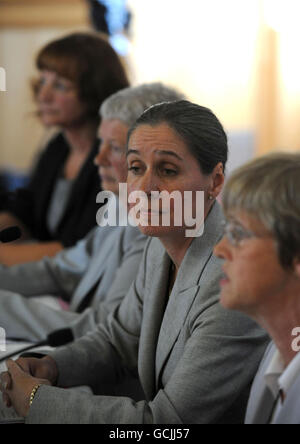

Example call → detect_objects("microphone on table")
0 328 74 363
0 226 22 243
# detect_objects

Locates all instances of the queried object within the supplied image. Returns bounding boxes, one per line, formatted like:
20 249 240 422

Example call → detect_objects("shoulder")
42 132 69 154
33 133 69 169
91 225 120 249
254 341 276 375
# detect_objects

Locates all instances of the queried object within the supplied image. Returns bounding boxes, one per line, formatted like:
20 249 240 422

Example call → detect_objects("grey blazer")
0 224 147 341
26 203 269 424
245 342 300 424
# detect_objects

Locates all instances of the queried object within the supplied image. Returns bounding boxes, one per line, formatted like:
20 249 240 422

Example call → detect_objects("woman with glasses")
214 152 300 424
0 33 129 265
0 101 268 424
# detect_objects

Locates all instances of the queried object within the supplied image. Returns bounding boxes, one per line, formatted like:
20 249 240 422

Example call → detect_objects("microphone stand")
0 328 74 364
0 340 48 362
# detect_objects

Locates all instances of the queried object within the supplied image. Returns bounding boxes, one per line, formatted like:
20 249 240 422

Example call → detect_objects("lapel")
70 227 116 311
154 202 224 390
248 385 276 424
57 141 98 230
138 241 171 400
36 133 69 228
245 343 277 424
275 372 300 424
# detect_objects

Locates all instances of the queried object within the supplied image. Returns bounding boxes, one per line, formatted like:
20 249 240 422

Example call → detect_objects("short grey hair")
100 82 185 127
223 152 300 269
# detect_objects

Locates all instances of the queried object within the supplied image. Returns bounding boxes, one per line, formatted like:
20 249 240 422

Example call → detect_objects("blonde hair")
223 152 300 268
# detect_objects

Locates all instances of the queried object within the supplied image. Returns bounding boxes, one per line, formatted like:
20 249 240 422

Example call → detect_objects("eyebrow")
98 137 123 145
126 149 183 161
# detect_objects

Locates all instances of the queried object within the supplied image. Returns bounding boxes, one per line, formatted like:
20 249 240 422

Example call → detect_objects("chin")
40 116 61 127
102 182 118 194
136 224 184 239
40 117 54 127
220 291 252 317
136 225 163 238
219 289 238 311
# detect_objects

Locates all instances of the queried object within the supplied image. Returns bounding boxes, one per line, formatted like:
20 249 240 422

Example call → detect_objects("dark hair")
33 32 129 123
127 100 228 174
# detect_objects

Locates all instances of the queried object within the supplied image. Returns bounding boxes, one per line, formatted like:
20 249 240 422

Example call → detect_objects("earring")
208 194 214 201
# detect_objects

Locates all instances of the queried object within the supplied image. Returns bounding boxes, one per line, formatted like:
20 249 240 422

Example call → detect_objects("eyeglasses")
222 220 262 247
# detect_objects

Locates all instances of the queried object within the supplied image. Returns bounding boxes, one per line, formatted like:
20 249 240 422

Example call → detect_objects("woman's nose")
214 235 229 259
138 171 159 196
38 83 53 102
94 143 110 167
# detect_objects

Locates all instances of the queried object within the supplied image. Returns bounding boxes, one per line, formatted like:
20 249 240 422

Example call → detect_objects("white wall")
1 0 299 172
128 0 261 131
0 29 69 170
0 28 92 171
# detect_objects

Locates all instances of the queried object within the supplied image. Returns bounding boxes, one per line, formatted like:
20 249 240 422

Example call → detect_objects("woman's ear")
210 162 225 198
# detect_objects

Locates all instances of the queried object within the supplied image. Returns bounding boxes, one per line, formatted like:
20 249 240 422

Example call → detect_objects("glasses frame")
222 220 266 247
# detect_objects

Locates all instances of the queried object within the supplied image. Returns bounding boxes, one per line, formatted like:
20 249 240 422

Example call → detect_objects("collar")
264 350 285 399
265 347 300 400
279 351 300 398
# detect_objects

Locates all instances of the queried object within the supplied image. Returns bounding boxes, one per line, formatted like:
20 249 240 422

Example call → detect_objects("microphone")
0 328 74 363
0 226 22 243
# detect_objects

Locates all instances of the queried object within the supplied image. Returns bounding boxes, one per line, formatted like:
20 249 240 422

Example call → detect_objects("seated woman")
0 83 183 343
0 101 268 424
0 32 129 265
214 152 300 424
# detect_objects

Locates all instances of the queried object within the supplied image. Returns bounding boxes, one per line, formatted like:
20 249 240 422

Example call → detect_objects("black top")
0 133 101 247
0 175 7 195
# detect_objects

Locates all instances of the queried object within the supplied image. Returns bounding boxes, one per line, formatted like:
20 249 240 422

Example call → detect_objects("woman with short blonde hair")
215 152 300 424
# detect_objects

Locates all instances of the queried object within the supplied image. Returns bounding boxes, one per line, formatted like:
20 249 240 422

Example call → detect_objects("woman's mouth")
219 270 230 287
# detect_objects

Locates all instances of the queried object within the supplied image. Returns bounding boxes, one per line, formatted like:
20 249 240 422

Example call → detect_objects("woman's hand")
14 356 59 384
0 242 63 266
0 356 58 417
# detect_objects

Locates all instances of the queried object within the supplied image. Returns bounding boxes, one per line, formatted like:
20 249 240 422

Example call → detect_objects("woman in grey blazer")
0 83 183 343
0 101 268 424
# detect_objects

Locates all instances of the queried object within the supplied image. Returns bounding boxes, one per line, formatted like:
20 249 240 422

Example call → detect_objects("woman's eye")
111 145 123 154
128 166 141 175
38 77 46 87
54 81 68 91
162 168 177 176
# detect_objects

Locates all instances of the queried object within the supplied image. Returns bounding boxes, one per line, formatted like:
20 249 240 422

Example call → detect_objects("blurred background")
0 0 300 189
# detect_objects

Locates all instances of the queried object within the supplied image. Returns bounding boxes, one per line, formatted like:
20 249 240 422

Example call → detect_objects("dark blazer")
1 133 100 247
